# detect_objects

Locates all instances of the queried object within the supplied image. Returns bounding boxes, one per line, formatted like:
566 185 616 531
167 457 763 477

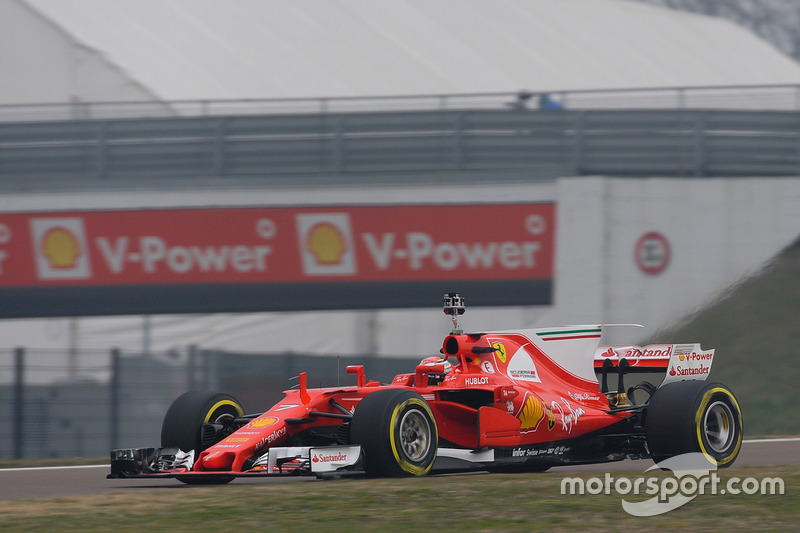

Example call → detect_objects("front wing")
108 445 500 480
109 445 366 480
108 435 642 481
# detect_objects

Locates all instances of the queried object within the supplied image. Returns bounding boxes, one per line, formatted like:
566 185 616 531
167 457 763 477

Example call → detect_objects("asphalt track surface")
1 438 797 502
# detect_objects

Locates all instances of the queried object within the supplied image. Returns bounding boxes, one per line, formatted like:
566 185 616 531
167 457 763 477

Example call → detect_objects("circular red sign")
635 232 670 275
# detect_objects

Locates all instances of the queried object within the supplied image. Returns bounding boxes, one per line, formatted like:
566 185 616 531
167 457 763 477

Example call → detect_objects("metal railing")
1 107 798 190
3 85 800 123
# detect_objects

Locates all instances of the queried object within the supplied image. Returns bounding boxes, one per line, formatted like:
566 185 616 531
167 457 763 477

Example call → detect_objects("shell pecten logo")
296 213 357 275
307 222 346 265
250 416 279 428
519 394 545 431
30 217 91 280
41 226 82 269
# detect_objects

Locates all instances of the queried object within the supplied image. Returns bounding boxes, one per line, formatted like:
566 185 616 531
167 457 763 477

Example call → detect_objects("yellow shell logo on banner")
42 227 82 269
307 222 347 265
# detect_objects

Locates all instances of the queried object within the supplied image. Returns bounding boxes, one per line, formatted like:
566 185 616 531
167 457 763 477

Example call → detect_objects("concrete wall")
547 177 800 344
369 176 800 351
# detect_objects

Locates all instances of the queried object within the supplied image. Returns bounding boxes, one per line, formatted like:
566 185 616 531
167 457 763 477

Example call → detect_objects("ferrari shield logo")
493 342 507 364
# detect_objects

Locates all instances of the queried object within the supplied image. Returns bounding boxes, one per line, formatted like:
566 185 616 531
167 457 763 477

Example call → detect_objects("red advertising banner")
0 204 554 286
0 203 555 316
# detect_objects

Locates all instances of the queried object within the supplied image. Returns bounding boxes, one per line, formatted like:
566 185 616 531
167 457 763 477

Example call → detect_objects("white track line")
742 437 800 444
0 464 108 473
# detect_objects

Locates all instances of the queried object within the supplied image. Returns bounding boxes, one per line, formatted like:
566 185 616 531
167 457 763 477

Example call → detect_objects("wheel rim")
211 412 234 425
399 409 431 463
703 400 735 454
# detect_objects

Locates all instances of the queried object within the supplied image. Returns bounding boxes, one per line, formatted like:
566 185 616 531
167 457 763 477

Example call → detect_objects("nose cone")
201 450 236 471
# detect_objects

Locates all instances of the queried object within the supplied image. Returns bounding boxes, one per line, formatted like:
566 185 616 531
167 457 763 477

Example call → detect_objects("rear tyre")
350 389 438 477
161 390 245 484
645 381 742 468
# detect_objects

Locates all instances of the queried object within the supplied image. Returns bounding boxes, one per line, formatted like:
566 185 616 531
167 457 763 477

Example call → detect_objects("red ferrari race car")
109 294 743 483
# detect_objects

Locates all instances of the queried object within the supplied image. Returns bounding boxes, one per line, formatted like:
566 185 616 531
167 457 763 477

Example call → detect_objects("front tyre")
161 390 244 484
350 389 438 477
161 390 245 453
646 381 742 468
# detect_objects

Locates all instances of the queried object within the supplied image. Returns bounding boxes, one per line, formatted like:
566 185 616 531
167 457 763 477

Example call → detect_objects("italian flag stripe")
537 329 601 341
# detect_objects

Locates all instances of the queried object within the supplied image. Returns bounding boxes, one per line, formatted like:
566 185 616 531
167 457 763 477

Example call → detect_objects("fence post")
330 115 343 174
202 349 212 390
569 111 585 175
110 348 121 451
693 112 706 177
188 345 198 390
214 118 226 177
453 112 464 170
13 347 24 460
96 121 108 180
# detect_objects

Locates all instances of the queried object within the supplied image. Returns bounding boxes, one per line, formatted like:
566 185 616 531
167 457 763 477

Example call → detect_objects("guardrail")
1 107 798 189
3 85 800 123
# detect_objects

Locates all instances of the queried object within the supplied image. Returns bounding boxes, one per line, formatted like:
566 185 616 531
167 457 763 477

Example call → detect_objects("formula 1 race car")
109 293 743 483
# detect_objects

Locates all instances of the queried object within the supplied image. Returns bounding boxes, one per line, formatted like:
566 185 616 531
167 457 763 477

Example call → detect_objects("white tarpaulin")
3 0 800 104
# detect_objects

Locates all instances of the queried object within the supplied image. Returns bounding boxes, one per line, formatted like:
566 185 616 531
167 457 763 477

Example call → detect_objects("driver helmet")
420 356 453 374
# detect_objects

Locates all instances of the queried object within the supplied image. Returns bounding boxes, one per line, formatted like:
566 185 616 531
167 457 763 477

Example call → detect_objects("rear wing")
594 343 714 386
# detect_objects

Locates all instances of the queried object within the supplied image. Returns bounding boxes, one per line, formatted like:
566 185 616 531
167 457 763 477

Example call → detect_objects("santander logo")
313 452 348 463
670 365 710 377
